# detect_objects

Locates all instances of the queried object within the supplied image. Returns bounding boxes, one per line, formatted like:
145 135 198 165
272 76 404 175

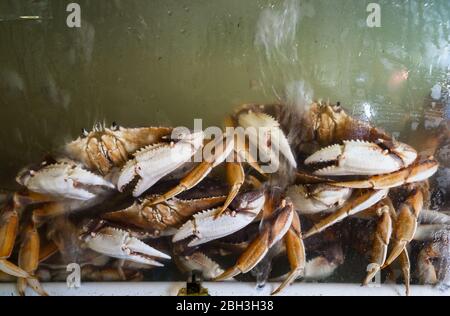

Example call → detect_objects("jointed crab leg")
363 202 393 286
0 202 29 278
383 189 424 268
39 240 58 263
304 189 389 239
17 223 48 296
214 200 294 281
272 211 305 295
331 157 439 189
215 161 245 218
398 249 411 296
32 201 75 224
233 129 265 176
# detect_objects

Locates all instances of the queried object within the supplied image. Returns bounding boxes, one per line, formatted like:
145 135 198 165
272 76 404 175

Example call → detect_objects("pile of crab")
0 102 448 296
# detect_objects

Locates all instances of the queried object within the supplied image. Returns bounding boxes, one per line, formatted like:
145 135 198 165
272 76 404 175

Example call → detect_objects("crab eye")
81 128 89 137
111 121 119 131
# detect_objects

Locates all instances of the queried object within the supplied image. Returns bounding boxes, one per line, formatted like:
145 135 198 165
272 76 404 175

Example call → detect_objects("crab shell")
65 125 173 175
301 103 392 149
102 195 227 233
16 159 114 201
117 130 204 197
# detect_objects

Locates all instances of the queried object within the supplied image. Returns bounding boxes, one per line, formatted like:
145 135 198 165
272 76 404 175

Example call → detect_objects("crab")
0 156 115 295
130 104 297 220
284 102 440 294
210 102 439 294
65 122 173 175
344 205 450 294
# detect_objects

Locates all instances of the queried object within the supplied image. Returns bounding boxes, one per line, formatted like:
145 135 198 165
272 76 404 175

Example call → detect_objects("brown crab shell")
65 126 173 175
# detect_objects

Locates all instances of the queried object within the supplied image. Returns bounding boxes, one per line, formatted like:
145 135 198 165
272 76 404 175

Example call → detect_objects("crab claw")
82 227 171 266
16 160 114 200
173 190 265 247
237 110 297 168
303 189 389 238
383 188 424 268
305 139 417 176
176 251 226 280
287 184 352 215
117 130 204 197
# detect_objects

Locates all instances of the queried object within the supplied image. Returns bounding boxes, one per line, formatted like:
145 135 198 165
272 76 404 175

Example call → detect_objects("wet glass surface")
0 0 449 289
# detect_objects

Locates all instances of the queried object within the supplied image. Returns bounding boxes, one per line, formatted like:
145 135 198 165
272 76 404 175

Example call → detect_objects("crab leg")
233 130 265 176
39 240 58 263
17 223 48 296
215 162 245 218
272 211 305 295
214 200 294 281
363 203 393 286
0 202 29 278
383 189 424 268
32 202 71 224
303 189 389 239
148 132 235 206
331 157 439 189
398 249 411 296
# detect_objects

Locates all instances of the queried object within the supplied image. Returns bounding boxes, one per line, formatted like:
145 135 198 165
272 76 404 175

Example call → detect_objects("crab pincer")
117 130 204 197
81 225 171 267
172 190 266 247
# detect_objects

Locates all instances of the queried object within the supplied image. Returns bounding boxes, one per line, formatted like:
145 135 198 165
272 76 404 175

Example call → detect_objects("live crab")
0 101 446 296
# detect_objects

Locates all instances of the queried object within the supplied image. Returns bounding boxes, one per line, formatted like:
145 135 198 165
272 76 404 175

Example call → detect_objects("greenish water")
0 0 449 187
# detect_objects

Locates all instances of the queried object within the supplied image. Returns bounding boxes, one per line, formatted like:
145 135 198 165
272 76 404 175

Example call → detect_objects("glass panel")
0 0 448 294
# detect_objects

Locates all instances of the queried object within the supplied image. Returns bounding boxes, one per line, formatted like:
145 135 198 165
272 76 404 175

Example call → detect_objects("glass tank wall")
0 0 449 293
